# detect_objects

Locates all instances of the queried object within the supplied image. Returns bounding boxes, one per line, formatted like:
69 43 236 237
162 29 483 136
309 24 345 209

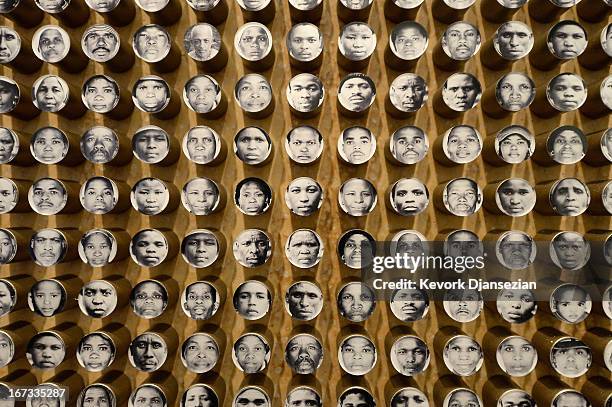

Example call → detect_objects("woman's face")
235 282 269 319
83 233 112 266
340 336 375 374
79 335 113 371
551 179 589 216
0 333 13 366
238 182 266 215
499 337 536 376
31 281 63 316
32 128 66 163
286 178 322 216
36 77 65 111
0 283 14 316
548 75 586 111
499 134 529 163
445 337 482 375
551 130 584 164
84 78 117 112
83 179 114 214
343 234 372 268
0 81 17 112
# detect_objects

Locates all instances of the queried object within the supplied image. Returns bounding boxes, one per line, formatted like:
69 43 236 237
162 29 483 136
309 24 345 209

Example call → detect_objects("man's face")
0 28 19 63
184 387 216 407
0 231 13 263
189 25 217 60
550 24 587 58
239 26 269 60
499 133 529 163
286 389 320 407
234 230 269 267
133 178 167 215
342 234 373 269
287 283 322 320
235 335 267 373
497 289 536 323
185 283 215 319
287 230 320 267
447 391 479 407
289 24 321 61
82 388 110 407
186 128 216 163
0 129 15 163
84 27 118 60
184 179 217 215
0 283 12 316
339 283 374 321
132 387 164 407
79 335 113 371
133 282 165 317
84 78 117 112
83 178 114 214
184 232 218 267
288 75 322 112
551 179 588 216
39 28 65 62
497 179 535 216
393 179 428 215
443 74 478 111
238 182 266 215
82 281 116 317
134 129 169 162
286 178 322 216
186 76 217 113
340 393 369 407
286 335 322 374
498 74 533 111
131 334 166 371
341 336 375 374
83 233 112 266
445 337 481 375
0 81 15 113
393 25 427 59
340 23 374 60
235 389 268 407
446 232 482 258
339 77 373 111
496 22 532 59
393 337 428 375
32 128 65 164
554 287 588 322
135 26 168 61
499 233 532 269
235 281 269 319
554 393 588 407
444 290 481 322
236 128 269 164
445 179 478 216
391 389 428 407
552 130 584 164
237 75 271 112
134 80 167 112
391 289 427 321
552 346 590 376
446 127 480 163
31 179 65 214
37 0 66 11
341 179 374 216
342 127 372 163
392 127 427 164
390 75 426 112
287 127 321 163
29 335 64 368
498 337 536 376
32 230 63 266
444 22 478 60
132 230 168 266
183 334 219 372
83 128 116 163
32 280 62 316
548 75 586 111
36 77 65 111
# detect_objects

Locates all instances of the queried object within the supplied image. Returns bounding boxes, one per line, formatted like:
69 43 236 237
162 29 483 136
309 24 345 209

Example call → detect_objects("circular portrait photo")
442 177 482 216
78 280 117 318
181 177 221 215
128 332 168 372
25 384 66 407
234 126 272 165
441 73 481 112
391 229 428 257
0 27 21 64
183 126 221 165
284 281 323 321
389 125 428 165
235 177 272 216
496 288 537 323
495 230 536 270
82 24 120 62
0 280 16 317
30 127 68 165
233 387 269 407
546 125 587 165
389 178 429 216
28 178 67 215
389 21 428 61
232 333 271 374
0 229 17 265
337 281 376 322
232 229 272 268
182 281 220 320
130 279 168 319
337 388 375 407
286 388 321 407
233 280 271 320
551 391 591 407
234 73 272 114
132 75 170 113
496 391 535 407
181 333 219 374
183 74 222 114
442 389 481 407
338 230 375 270
26 331 65 370
338 73 376 113
390 335 429 376
80 126 120 164
441 0 475 9
338 178 377 216
133 125 171 164
495 178 536 217
287 23 322 62
35 0 69 12
181 385 219 407
186 0 220 11
441 21 480 61
496 335 537 377
129 229 169 267
493 21 533 60
135 0 169 11
181 229 219 268
77 385 116 407
495 72 535 112
339 0 372 9
286 73 324 113
549 178 590 216
285 333 323 375
496 0 527 6
81 75 120 114
76 332 116 372
443 335 483 376
550 337 591 378
84 0 121 12
285 177 323 216
236 0 269 10
443 289 483 323
133 24 171 63
29 228 67 267
130 177 170 215
32 75 68 113
389 73 428 113
0 127 19 164
338 334 376 376
550 283 591 324
78 229 117 267
546 73 587 112
338 22 376 61
441 125 481 164
33 25 70 63
600 74 612 110
601 23 612 57
80 176 118 215
184 23 221 62
338 126 376 165
234 22 272 62
443 229 483 259
285 126 323 164
128 385 167 407
495 125 534 164
603 285 612 320
28 279 66 317
389 286 429 322
285 229 323 268
0 332 14 368
0 77 19 115
390 388 429 407
547 20 587 59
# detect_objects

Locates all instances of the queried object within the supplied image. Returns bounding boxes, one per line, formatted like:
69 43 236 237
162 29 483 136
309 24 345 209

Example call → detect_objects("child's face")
554 287 588 323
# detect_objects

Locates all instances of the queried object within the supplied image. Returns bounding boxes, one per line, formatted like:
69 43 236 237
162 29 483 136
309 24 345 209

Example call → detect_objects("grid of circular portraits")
0 0 612 406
